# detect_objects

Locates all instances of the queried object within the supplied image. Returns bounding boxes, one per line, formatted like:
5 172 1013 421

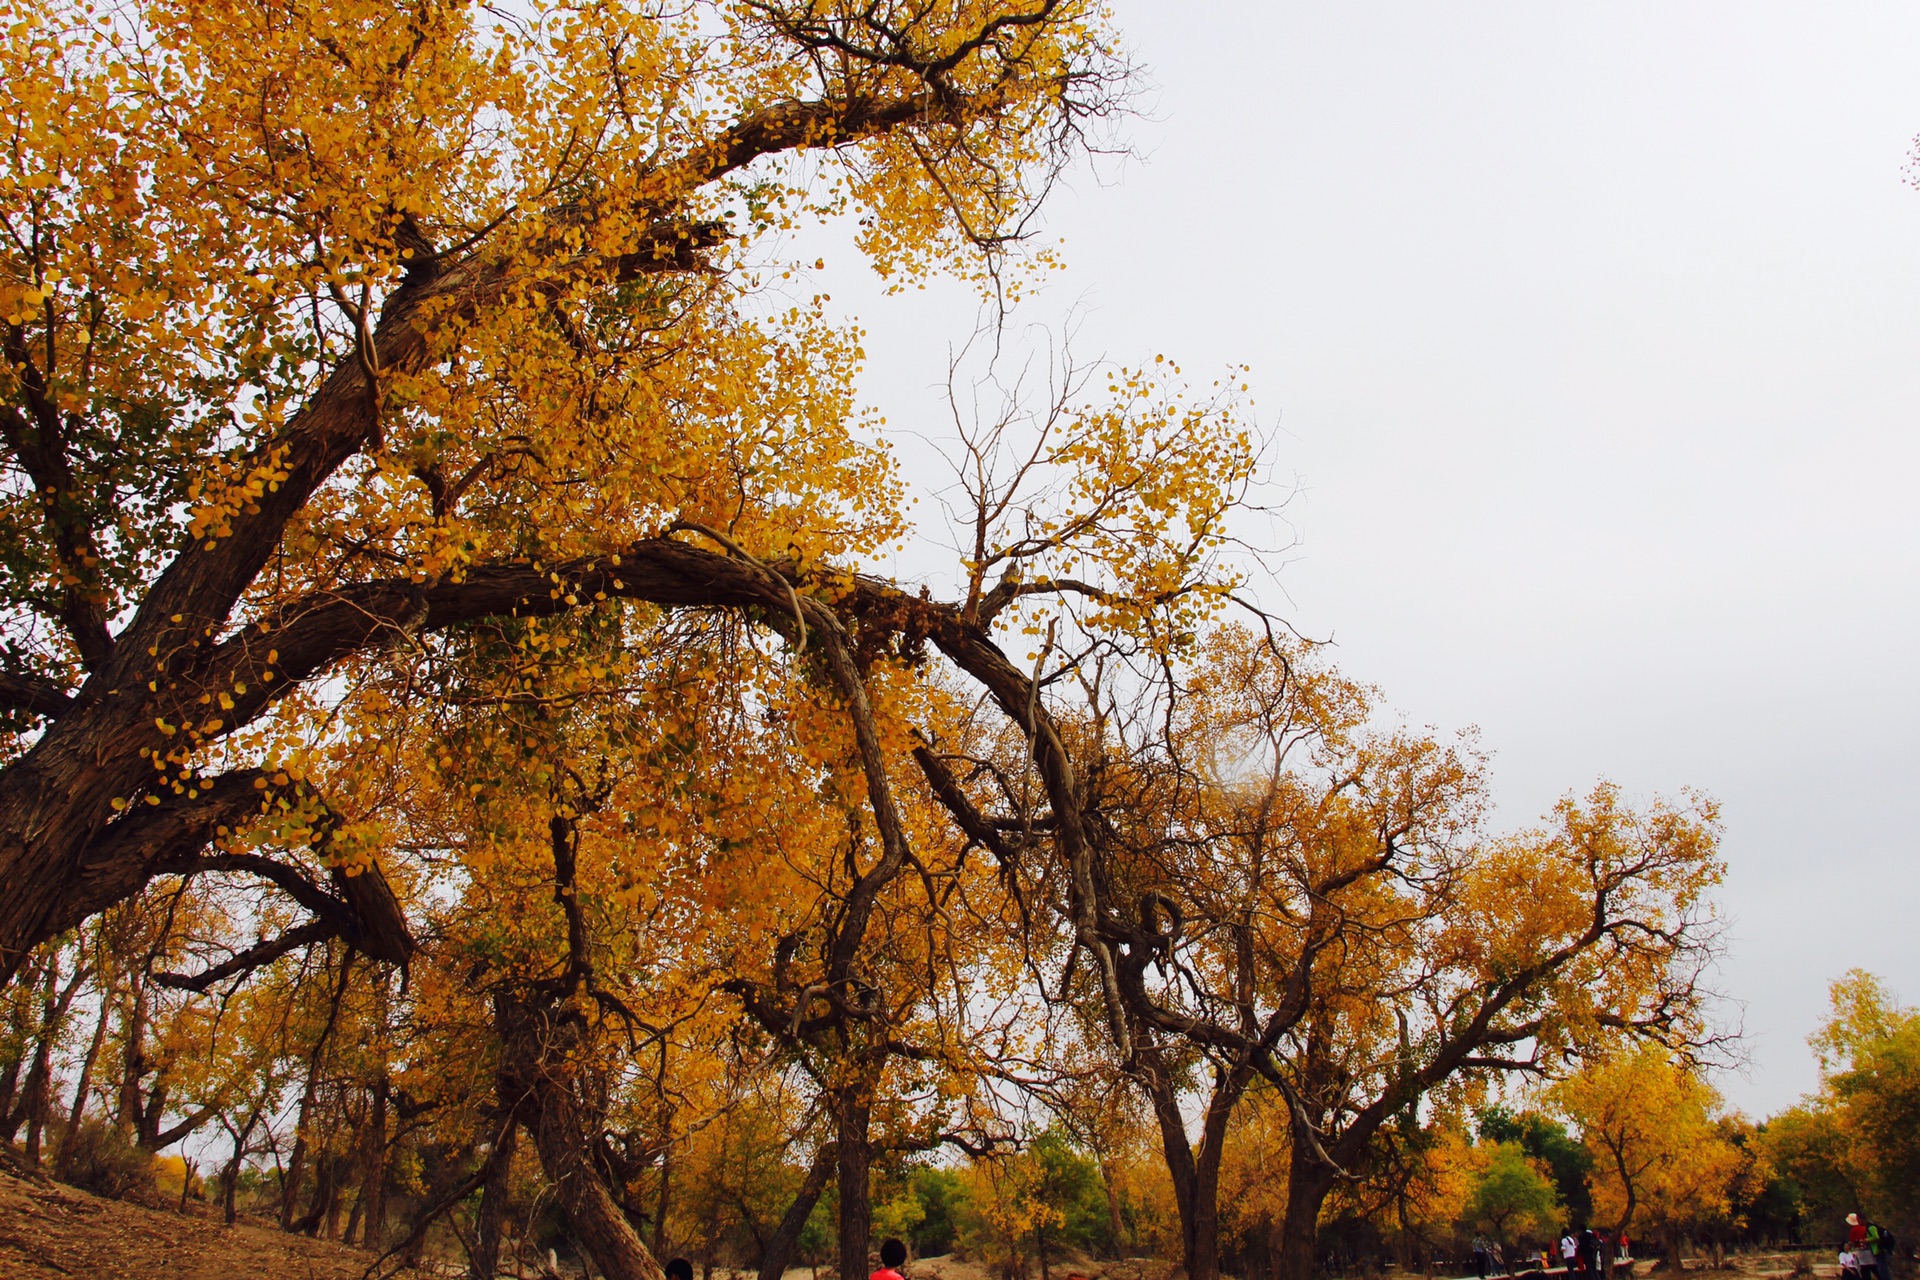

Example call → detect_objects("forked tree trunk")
1141 1053 1250 1280
221 1109 261 1225
19 958 87 1167
56 974 114 1178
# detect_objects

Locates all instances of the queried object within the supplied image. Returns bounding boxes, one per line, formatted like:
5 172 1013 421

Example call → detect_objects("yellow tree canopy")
1553 1045 1743 1242
0 0 1136 977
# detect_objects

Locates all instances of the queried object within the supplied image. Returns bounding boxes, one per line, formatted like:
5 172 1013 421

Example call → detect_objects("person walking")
1561 1230 1580 1276
1866 1221 1896 1280
1474 1235 1494 1280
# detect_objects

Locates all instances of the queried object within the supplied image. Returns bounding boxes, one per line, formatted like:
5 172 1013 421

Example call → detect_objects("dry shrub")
57 1119 155 1200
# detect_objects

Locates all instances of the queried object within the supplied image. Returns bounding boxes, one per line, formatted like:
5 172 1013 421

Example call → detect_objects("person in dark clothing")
667 1261 695 1280
1578 1228 1599 1279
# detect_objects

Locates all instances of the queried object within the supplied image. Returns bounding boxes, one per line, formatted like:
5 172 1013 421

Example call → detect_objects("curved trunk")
759 1141 836 1280
532 1081 663 1280
498 991 663 1280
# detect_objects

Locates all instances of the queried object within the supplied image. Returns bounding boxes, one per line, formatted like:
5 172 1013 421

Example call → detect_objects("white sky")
811 1 1920 1118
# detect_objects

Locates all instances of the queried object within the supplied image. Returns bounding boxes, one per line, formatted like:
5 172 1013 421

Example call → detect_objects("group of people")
1468 1227 1629 1279
1840 1212 1896 1280
1557 1226 1628 1278
657 1237 914 1280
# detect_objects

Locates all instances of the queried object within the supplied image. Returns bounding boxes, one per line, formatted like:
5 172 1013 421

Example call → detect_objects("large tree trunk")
498 991 663 1280
530 1058 664 1280
1140 1051 1250 1280
1663 1231 1684 1276
472 1122 520 1280
1142 1058 1200 1278
1274 1165 1337 1280
836 1087 873 1280
759 1141 836 1280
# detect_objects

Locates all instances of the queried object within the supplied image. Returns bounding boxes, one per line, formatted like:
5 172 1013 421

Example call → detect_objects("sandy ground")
0 1171 1836 1280
0 1165 414 1280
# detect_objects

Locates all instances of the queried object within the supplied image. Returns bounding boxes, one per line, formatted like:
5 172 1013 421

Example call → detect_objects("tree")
1479 1107 1593 1226
933 625 1726 1280
960 1128 1111 1280
0 0 1127 981
1553 1047 1744 1265
1761 971 1920 1248
1463 1142 1563 1243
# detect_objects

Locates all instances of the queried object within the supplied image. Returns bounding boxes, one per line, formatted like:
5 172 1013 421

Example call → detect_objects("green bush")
910 1167 968 1256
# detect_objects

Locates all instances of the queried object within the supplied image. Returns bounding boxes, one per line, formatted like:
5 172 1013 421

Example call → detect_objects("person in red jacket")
873 1238 910 1280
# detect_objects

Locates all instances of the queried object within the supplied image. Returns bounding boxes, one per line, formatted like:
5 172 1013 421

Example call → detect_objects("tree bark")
1273 1164 1337 1280
1139 1050 1250 1280
1145 1067 1200 1280
530 1059 664 1280
759 1142 837 1280
497 989 664 1280
473 1122 521 1280
836 1087 873 1280
357 1073 390 1248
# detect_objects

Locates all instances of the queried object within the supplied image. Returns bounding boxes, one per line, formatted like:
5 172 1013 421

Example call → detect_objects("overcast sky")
817 2 1920 1117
